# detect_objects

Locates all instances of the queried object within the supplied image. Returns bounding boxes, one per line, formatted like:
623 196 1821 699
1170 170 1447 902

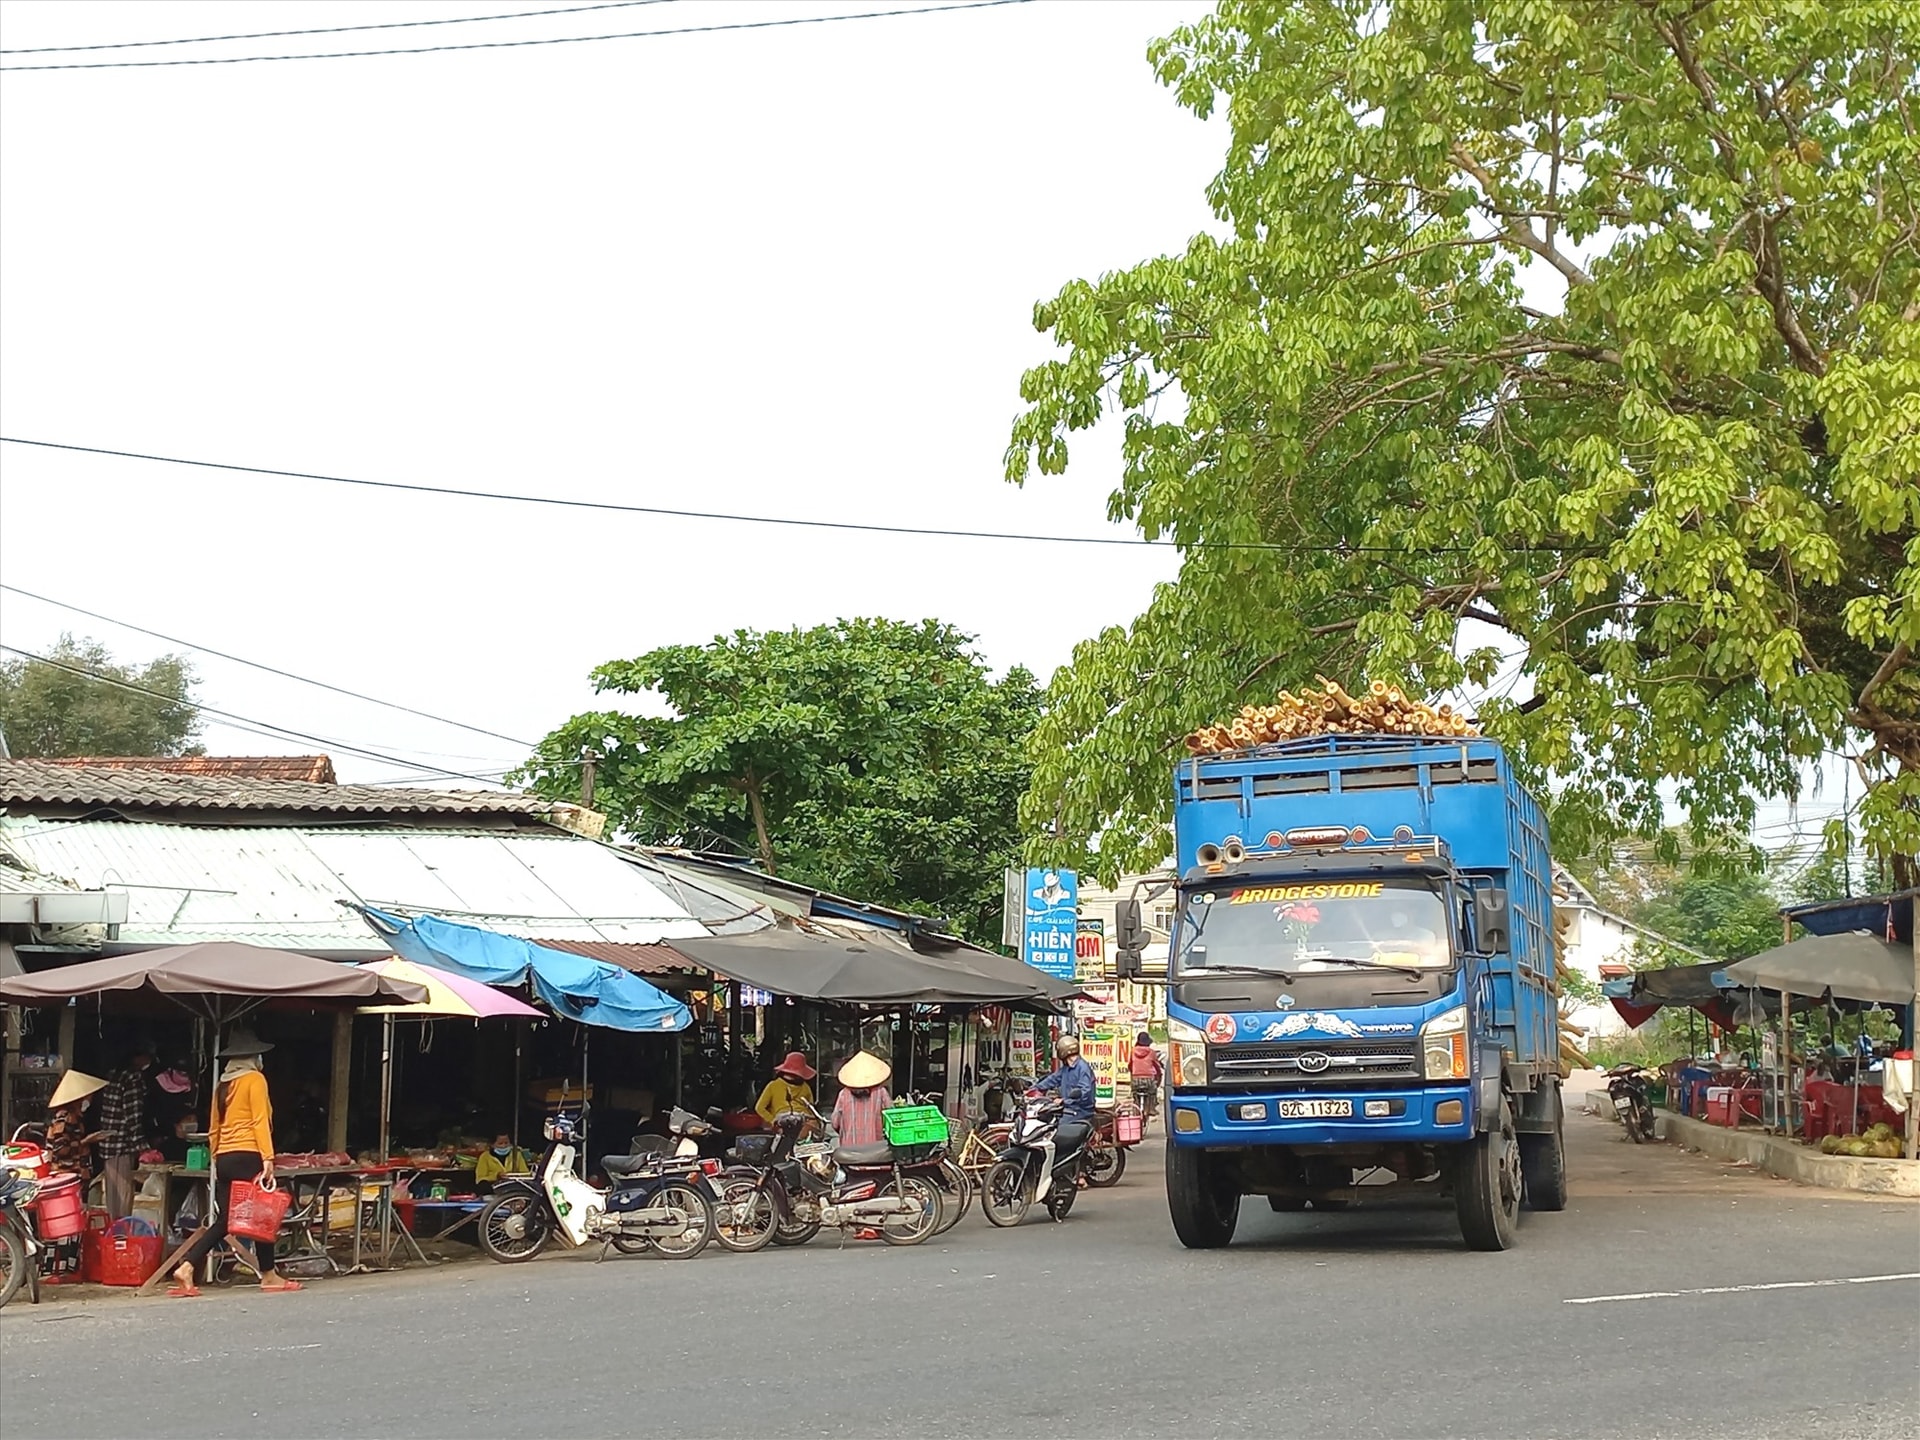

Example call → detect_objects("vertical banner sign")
1082 1029 1118 1105
1022 867 1079 979
1009 1014 1037 1079
1075 919 1106 981
1002 868 1024 949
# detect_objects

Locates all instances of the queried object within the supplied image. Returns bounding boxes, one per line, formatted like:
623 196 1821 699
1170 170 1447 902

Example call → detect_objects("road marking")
1564 1273 1920 1306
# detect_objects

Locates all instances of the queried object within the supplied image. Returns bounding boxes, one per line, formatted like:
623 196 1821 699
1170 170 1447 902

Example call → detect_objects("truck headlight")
1167 1017 1208 1088
1421 1005 1469 1081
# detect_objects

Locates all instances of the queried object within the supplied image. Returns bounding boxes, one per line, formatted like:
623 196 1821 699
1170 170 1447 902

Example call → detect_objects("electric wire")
0 0 1033 71
0 2 669 54
0 642 521 786
1 582 537 750
0 437 1503 553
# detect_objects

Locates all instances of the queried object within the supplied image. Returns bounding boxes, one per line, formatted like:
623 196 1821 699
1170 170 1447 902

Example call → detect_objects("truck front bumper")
1166 1084 1474 1147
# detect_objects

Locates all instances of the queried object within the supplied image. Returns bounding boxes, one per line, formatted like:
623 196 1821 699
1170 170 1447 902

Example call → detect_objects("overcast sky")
0 0 1851 854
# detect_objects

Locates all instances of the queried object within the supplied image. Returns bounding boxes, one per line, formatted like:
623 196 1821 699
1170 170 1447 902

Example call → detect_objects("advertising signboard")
1021 867 1079 980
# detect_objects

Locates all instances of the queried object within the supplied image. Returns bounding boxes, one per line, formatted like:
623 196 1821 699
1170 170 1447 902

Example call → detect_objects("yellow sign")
1081 1029 1119 1104
1230 882 1385 903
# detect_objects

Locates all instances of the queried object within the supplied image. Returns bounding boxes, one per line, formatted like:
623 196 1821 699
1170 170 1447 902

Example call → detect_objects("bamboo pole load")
1184 678 1478 755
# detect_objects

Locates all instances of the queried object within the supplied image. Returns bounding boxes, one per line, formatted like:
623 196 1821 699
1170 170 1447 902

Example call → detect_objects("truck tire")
1520 1092 1568 1212
1167 1144 1238 1249
1455 1100 1522 1251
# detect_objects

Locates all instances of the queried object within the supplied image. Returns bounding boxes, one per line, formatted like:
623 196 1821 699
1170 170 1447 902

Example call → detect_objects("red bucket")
34 1174 87 1239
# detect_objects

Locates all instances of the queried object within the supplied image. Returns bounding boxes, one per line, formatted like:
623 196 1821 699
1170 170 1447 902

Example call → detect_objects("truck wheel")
1520 1092 1568 1212
1167 1144 1238 1249
1455 1100 1522 1251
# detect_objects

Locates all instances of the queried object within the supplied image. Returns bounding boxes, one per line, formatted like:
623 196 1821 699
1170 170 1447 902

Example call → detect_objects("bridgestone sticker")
1229 883 1385 903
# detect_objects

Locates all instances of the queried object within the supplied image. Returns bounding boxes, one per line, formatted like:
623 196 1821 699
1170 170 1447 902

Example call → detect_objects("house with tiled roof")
43 754 340 784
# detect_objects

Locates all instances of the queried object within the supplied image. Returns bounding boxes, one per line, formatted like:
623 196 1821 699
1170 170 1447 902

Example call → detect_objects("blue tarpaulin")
357 907 689 1033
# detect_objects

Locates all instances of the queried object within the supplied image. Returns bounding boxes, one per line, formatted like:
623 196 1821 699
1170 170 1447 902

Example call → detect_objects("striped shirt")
830 1087 892 1147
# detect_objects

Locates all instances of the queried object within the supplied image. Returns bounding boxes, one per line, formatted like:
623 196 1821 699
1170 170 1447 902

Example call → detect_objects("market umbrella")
353 958 542 1161
1722 930 1915 1004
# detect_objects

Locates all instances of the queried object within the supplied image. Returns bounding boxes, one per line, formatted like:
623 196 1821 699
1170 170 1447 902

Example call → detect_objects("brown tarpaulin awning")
666 928 1070 1007
0 941 428 1018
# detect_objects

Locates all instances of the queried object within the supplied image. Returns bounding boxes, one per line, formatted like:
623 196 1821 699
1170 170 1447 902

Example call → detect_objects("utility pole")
580 747 597 811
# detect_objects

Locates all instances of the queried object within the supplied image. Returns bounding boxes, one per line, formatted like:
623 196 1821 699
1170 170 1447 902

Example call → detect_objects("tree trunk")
744 771 776 874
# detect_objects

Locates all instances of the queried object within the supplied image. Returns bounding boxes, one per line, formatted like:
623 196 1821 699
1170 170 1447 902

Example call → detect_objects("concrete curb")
1657 1110 1920 1197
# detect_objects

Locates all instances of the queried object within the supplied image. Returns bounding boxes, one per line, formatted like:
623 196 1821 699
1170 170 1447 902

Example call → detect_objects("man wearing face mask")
472 1133 530 1192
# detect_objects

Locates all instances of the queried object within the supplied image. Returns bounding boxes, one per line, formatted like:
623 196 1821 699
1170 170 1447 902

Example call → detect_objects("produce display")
1818 1123 1906 1159
1185 678 1478 755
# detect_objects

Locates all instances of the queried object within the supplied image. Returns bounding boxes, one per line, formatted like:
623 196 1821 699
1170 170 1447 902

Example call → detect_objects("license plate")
1277 1099 1352 1119
1613 1096 1634 1111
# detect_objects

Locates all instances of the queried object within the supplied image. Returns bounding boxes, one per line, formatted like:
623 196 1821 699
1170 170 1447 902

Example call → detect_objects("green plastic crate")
881 1104 949 1147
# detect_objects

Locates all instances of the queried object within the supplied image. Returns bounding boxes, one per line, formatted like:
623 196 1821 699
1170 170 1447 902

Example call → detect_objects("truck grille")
1207 1038 1420 1087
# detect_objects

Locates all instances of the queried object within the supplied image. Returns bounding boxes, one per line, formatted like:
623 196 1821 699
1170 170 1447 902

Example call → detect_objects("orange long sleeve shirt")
210 1070 275 1159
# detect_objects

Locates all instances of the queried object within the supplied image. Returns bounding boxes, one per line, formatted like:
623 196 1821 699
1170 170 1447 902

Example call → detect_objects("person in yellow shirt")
473 1133 530 1191
171 1030 300 1297
754 1052 817 1129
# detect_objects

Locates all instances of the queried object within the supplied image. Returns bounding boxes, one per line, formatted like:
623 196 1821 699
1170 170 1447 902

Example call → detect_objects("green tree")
1583 834 1784 961
0 634 201 758
513 619 1041 945
1006 0 1918 883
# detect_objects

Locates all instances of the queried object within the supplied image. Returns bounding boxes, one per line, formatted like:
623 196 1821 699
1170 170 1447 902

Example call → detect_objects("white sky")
0 0 1855 853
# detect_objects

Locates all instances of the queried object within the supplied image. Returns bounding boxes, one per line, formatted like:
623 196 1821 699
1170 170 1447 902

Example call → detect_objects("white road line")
1564 1273 1920 1305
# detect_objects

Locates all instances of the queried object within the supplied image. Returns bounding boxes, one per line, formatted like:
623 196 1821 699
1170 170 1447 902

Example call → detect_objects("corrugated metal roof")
0 818 719 952
0 759 546 819
538 940 702 976
43 755 339 784
0 862 82 895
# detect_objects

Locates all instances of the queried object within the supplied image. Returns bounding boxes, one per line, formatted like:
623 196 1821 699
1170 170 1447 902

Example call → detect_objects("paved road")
4 1105 1916 1440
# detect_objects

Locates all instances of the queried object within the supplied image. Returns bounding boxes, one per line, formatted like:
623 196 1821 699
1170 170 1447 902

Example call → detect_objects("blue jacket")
1035 1057 1096 1122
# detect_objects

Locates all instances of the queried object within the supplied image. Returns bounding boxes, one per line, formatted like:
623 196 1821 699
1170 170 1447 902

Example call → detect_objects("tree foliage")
0 634 201 758
1007 0 1919 882
513 619 1040 945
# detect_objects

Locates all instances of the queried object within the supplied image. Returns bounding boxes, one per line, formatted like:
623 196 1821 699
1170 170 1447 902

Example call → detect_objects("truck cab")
1118 734 1565 1251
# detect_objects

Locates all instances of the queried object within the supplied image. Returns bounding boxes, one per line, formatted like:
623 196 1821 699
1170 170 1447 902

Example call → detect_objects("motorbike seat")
601 1154 665 1178
834 1142 895 1167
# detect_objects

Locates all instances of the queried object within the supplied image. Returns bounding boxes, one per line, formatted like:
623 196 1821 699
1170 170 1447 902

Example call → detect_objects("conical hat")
837 1051 892 1090
50 1070 108 1108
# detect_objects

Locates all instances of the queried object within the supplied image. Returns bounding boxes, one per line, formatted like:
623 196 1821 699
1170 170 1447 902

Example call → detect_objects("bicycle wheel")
713 1178 778 1253
0 1222 26 1309
878 1176 942 1247
642 1183 715 1259
981 1160 1030 1228
932 1160 970 1234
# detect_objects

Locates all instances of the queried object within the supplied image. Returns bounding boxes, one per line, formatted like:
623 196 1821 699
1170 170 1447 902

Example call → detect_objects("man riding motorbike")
1031 1034 1095 1158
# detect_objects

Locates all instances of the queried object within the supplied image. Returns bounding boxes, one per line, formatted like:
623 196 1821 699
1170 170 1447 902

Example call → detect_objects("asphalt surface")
4 1088 1917 1440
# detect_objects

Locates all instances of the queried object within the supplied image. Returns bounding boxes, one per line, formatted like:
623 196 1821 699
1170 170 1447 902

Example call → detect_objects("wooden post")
328 1012 352 1153
57 1006 76 1077
1781 990 1792 1136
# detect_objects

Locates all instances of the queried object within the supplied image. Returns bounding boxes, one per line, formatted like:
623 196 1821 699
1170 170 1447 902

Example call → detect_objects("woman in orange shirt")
170 1030 300 1296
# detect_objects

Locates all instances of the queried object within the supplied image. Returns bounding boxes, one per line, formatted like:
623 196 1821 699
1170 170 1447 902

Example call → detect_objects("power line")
0 0 1033 71
1 582 537 749
0 643 514 786
0 2 669 54
0 437 1488 554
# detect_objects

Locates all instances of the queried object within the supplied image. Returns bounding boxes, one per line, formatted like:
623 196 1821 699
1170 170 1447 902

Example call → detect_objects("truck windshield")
1175 878 1452 976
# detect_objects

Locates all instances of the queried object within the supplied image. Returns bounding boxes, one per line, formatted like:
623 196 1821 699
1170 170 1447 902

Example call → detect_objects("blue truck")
1114 733 1564 1251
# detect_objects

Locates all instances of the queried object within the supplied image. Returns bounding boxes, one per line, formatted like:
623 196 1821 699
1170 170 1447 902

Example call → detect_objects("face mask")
850 1088 870 1099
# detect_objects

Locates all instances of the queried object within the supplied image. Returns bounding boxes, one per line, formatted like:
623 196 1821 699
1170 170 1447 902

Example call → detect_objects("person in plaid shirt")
98 1043 155 1220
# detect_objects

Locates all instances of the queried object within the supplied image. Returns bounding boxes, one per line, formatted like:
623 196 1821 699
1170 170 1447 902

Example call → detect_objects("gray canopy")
667 927 1069 1006
1722 930 1915 1005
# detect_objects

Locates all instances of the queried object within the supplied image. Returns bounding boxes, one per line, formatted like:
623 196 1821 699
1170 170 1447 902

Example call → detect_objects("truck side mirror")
1114 898 1147 981
1474 888 1511 955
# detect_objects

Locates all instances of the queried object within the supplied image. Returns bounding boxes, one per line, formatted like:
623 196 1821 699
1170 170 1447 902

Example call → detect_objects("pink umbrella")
357 958 543 1159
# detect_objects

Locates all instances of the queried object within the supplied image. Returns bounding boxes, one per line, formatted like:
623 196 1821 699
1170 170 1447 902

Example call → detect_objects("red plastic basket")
84 1218 163 1286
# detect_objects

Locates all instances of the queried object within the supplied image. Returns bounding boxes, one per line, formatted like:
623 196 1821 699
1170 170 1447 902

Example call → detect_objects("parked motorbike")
719 1109 944 1249
981 1093 1092 1225
1607 1065 1657 1143
475 1110 717 1263
0 1174 44 1309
